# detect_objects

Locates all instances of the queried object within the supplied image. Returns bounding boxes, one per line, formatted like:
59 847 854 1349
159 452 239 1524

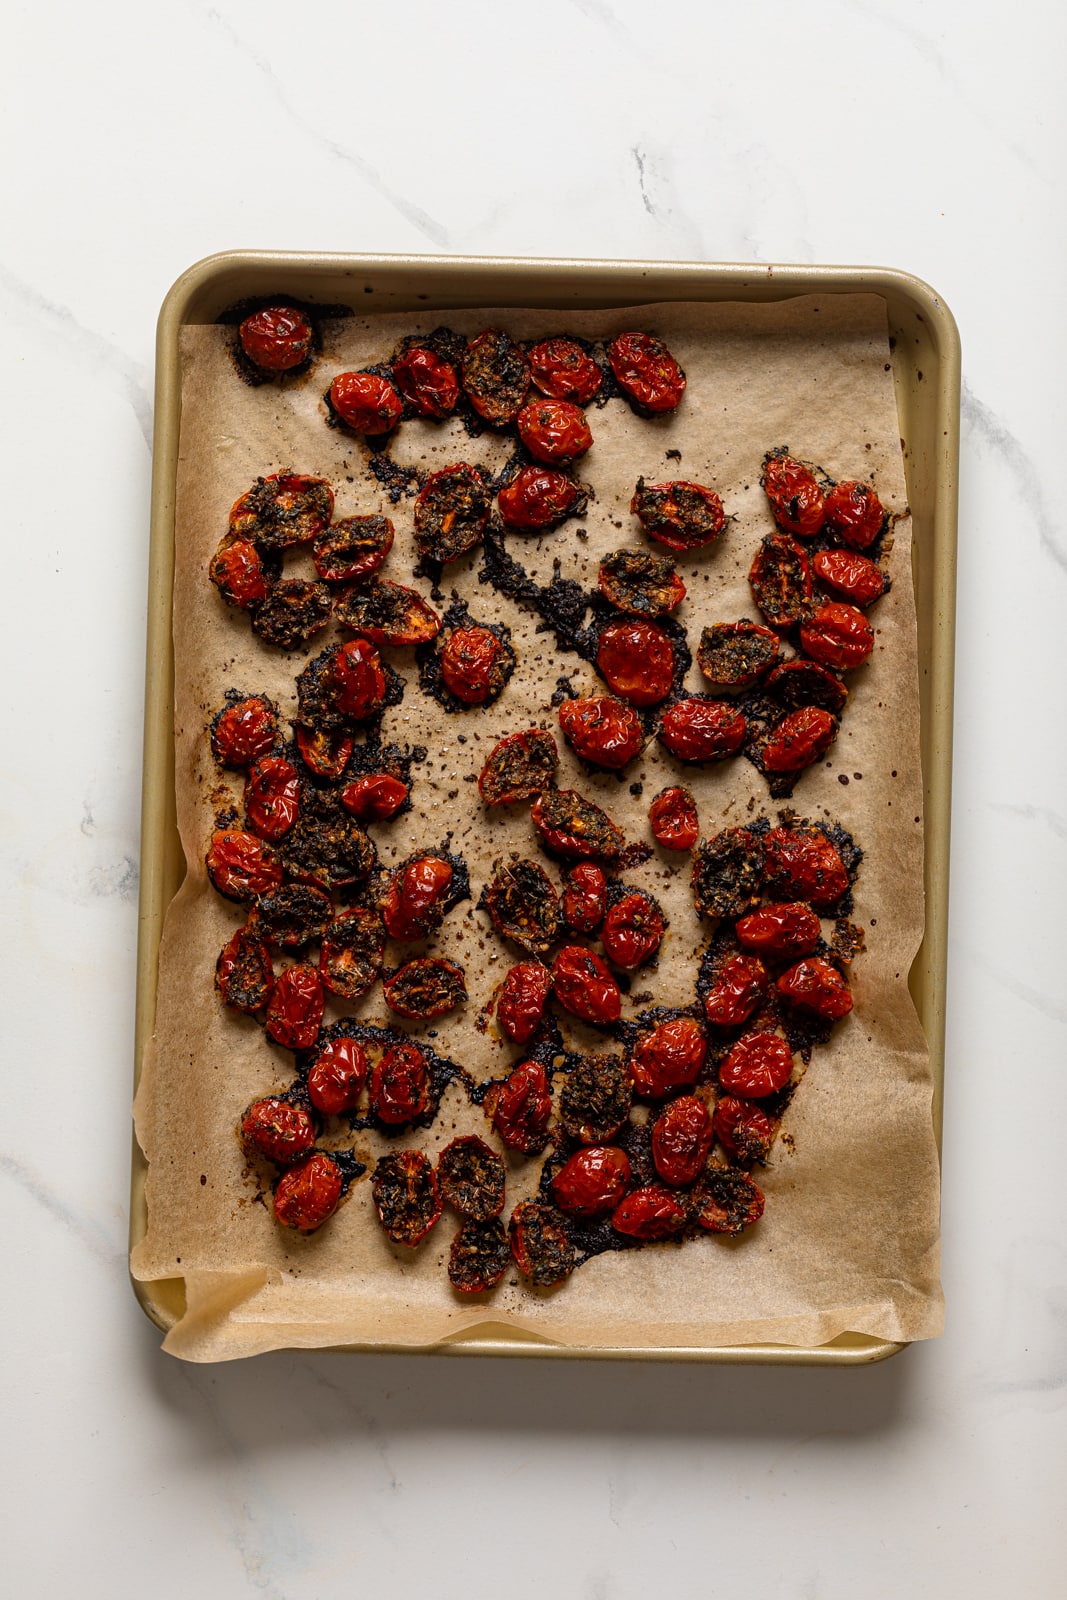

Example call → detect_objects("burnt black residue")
367 452 421 504
551 675 578 706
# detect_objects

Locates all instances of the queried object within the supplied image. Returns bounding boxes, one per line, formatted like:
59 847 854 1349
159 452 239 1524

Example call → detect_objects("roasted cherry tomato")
449 1218 511 1293
211 696 277 769
414 464 491 563
254 884 333 949
528 337 603 402
776 957 853 1020
206 830 284 900
216 925 275 1013
329 370 403 434
509 1201 576 1286
340 773 408 821
517 398 593 465
383 957 467 1020
558 695 644 770
210 537 272 609
462 329 530 423
693 1165 765 1234
762 451 825 538
319 908 386 1000
280 791 376 893
629 1016 707 1098
735 902 821 958
238 304 313 372
393 345 460 418
696 621 781 689
478 728 559 806
713 1097 775 1165
245 755 301 840
372 1150 443 1246
335 579 442 645
765 658 848 714
498 465 586 530
307 1035 368 1115
612 1186 687 1239
648 787 698 851
703 952 767 1028
369 1042 431 1126
561 862 608 933
822 480 884 549
559 1054 632 1143
598 549 686 617
228 473 333 550
487 1059 553 1154
240 1095 317 1165
265 964 324 1051
691 828 764 920
333 637 388 720
597 619 675 706
440 626 511 705
296 724 354 780
382 855 454 941
601 891 665 969
313 514 394 585
251 580 333 650
631 478 725 552
652 1095 714 1186
813 548 887 607
437 1136 506 1220
607 332 686 414
483 856 561 957
749 532 814 629
552 947 622 1025
719 1032 794 1098
763 826 849 908
761 707 838 773
531 789 624 863
799 603 874 670
497 962 553 1045
659 698 746 763
551 1146 631 1218
273 1153 343 1231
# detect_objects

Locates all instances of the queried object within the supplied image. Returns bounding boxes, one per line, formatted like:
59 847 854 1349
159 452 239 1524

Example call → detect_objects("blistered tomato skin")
273 1153 343 1231
392 346 459 418
600 892 665 969
719 1032 794 1098
607 333 686 413
517 399 593 465
341 774 408 822
813 548 887 607
551 1146 631 1218
333 638 387 720
631 479 726 552
552 946 622 1024
735 902 821 958
265 965 325 1051
558 696 644 770
611 1186 687 1240
703 953 767 1028
761 707 838 773
628 1017 707 1098
382 856 454 940
329 371 403 434
498 466 585 530
240 1096 317 1165
369 1043 431 1126
239 305 313 372
659 699 747 763
652 1095 714 1186
497 962 553 1045
648 787 699 851
799 603 875 670
713 1097 775 1165
597 619 675 706
245 756 301 840
562 863 608 933
762 452 826 538
528 337 603 403
763 827 850 908
488 1058 553 1154
211 697 277 769
207 831 284 900
440 627 509 705
823 480 885 549
307 1037 368 1115
777 957 853 1020
210 538 271 609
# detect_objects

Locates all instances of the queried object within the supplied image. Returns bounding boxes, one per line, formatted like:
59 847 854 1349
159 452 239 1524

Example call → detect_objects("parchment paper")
132 296 943 1361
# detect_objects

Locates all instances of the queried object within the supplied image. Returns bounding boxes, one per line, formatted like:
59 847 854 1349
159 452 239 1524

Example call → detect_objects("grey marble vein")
629 144 706 258
953 939 1067 1025
569 0 627 38
0 1152 122 1267
989 800 1067 841
961 379 1066 578
0 263 152 448
288 1356 402 1493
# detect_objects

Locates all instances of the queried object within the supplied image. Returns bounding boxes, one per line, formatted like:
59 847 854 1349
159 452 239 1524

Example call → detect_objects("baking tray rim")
132 249 959 1365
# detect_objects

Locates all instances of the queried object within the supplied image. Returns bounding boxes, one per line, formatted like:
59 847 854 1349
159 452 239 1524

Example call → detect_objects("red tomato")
528 337 603 402
813 548 887 607
763 826 849 907
265 964 324 1051
462 329 530 423
551 1146 631 1218
558 695 644 769
240 1096 316 1164
799 603 875 670
694 1166 765 1234
703 953 767 1028
611 1186 687 1239
440 627 507 705
823 480 884 548
211 697 277 769
517 398 593 465
648 787 699 851
600 892 665 969
776 957 853 1020
488 1059 553 1153
340 774 408 821
295 724 354 780
307 1037 368 1115
607 333 686 413
735 902 821 958
498 465 585 530
561 863 608 933
597 619 675 706
719 1032 794 1098
392 346 459 418
631 479 725 552
245 755 300 840
333 638 387 719
369 1043 431 1126
329 370 402 434
749 532 814 629
531 789 623 863
210 538 271 609
652 1095 714 1185
761 707 837 773
762 452 825 538
658 699 746 762
239 305 313 372
382 856 453 940
713 1097 775 1164
552 946 622 1024
273 1153 343 1231
497 962 553 1045
216 924 275 1013
509 1201 576 1286
629 1017 707 1098
206 830 283 900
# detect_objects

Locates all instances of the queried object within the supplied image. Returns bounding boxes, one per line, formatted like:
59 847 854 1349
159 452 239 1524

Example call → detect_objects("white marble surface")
2 1 1064 1594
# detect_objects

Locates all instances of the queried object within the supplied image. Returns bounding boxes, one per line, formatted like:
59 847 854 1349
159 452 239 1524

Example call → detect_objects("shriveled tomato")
296 724 353 780
273 1153 343 1231
762 451 825 538
761 707 838 773
691 828 764 920
336 579 442 645
211 696 277 769
612 1186 686 1239
383 958 467 1020
340 773 408 821
719 1032 794 1098
254 884 332 949
596 619 675 706
313 514 394 584
393 346 459 418
206 830 284 900
280 790 375 893
329 370 402 434
239 305 313 372
517 398 592 465
307 1036 368 1115
749 532 814 629
440 626 511 705
703 952 767 1028
245 755 300 840
735 902 821 958
265 964 324 1051
776 957 853 1020
765 658 848 714
483 857 561 956
210 537 272 609
631 478 725 552
369 1042 431 1126
240 1095 317 1165
551 1146 631 1218
713 1097 775 1165
437 1136 506 1220
509 1200 576 1286
607 332 686 413
763 826 849 907
448 1219 511 1293
528 337 603 403
552 946 622 1025
216 924 275 1013
497 962 553 1044
823 480 884 549
372 1149 443 1246
813 548 887 607
498 465 586 530
652 1095 713 1186
648 787 698 852
696 621 781 689
487 1059 553 1154
228 473 333 550
659 698 746 763
478 728 559 805
531 789 623 862
319 908 385 1000
693 1165 765 1234
414 464 491 563
462 329 530 423
598 550 686 617
558 695 643 770
799 603 874 670
600 891 665 969
333 638 388 720
559 1054 632 1143
561 862 608 933
382 855 454 940
628 1016 707 1098
251 580 333 649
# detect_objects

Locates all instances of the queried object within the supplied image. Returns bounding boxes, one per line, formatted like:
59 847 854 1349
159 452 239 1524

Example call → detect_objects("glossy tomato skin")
206 830 284 900
307 1036 368 1115
239 305 313 372
440 627 508 705
776 957 853 1020
340 774 408 822
382 856 453 940
597 619 675 706
813 548 887 607
211 697 277 769
369 1043 431 1126
558 695 644 770
240 1096 317 1165
551 946 622 1024
296 724 354 780
735 902 822 959
611 1186 687 1239
392 346 459 418
823 480 884 549
265 964 324 1051
562 863 608 933
498 465 585 530
273 1153 344 1231
648 786 699 851
762 452 825 538
216 924 275 1013
528 337 603 403
658 699 746 763
333 638 387 720
763 826 849 908
329 370 402 434
652 1095 714 1186
489 1059 554 1153
210 537 272 609
517 398 593 465
628 1016 707 1098
719 1032 794 1098
497 962 553 1045
551 1146 631 1218
761 707 838 773
713 1096 775 1165
799 603 875 670
703 953 767 1028
607 333 686 413
245 755 301 840
631 479 725 552
600 892 665 969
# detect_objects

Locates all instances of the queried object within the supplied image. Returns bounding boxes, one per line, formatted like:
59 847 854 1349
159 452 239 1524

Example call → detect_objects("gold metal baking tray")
132 252 958 1364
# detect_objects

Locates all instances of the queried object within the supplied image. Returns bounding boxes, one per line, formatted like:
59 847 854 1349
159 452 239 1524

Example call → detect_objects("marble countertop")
3 2 1063 1595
